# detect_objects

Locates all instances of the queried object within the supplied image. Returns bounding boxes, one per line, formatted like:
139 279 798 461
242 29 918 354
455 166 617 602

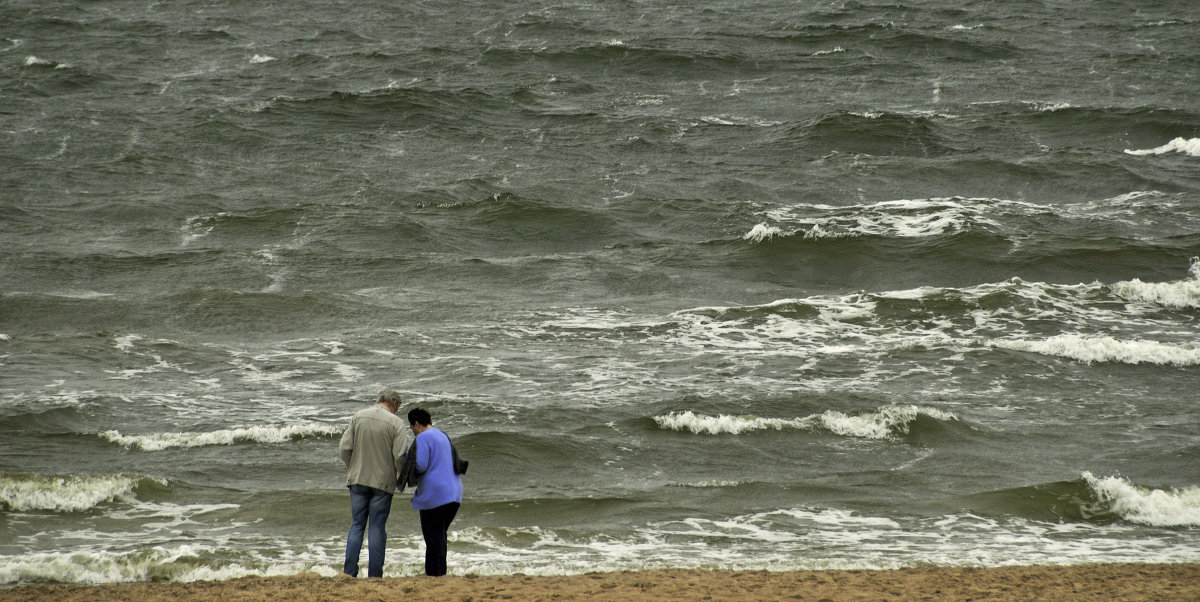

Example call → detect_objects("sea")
2 0 1199 586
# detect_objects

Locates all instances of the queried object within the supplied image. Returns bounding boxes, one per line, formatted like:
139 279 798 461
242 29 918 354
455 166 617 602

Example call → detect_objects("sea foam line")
1083 472 1200 527
0 472 163 513
653 405 956 440
100 422 343 451
993 334 1200 366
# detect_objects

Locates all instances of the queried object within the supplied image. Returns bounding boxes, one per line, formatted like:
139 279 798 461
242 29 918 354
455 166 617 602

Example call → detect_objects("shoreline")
3 563 1198 601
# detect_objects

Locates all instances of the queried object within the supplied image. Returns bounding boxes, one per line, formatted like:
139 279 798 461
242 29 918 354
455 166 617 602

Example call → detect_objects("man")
339 388 411 578
405 407 463 577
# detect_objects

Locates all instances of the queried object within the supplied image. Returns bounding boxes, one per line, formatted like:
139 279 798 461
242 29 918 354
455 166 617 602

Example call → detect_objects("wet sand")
3 563 1198 601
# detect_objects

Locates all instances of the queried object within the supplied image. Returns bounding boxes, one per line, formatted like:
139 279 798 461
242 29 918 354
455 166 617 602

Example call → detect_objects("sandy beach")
3 563 1197 601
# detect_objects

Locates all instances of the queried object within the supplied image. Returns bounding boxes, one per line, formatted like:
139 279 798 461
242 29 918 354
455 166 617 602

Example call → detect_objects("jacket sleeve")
452 442 468 475
397 440 419 492
392 429 412 477
338 419 355 467
414 434 431 474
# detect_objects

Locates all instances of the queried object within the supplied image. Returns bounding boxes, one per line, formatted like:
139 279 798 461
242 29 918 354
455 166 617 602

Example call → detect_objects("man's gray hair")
377 388 403 405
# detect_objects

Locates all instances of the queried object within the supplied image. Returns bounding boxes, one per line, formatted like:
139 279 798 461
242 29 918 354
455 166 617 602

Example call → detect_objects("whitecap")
100 422 343 451
0 472 160 513
1124 137 1200 157
0 544 214 585
1111 270 1200 308
742 222 786 242
653 405 956 440
816 405 956 440
653 410 810 435
759 197 1012 240
113 334 143 352
23 55 65 69
993 334 1200 366
1083 472 1200 527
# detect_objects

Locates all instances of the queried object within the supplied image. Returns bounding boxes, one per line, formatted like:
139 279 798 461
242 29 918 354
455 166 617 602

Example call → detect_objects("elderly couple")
338 388 465 578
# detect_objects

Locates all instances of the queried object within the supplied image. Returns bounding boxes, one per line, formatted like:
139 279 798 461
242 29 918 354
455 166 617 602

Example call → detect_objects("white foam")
4 505 1199 585
113 334 143 352
1083 472 1200 527
700 115 782 127
653 405 956 440
0 473 160 513
0 544 225 585
446 504 1200 576
23 55 65 69
181 214 217 245
993 334 1200 366
818 405 956 439
753 197 1016 241
1124 137 1200 157
1112 277 1200 309
668 480 750 488
743 222 785 242
100 422 343 451
1111 258 1200 308
654 410 811 435
250 54 276 64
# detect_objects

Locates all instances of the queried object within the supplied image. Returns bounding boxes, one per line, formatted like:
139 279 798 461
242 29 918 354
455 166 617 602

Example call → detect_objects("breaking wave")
1124 137 1200 157
1111 257 1200 308
653 405 957 440
1083 472 1200 527
0 472 165 513
743 197 1011 241
992 334 1200 366
100 422 343 451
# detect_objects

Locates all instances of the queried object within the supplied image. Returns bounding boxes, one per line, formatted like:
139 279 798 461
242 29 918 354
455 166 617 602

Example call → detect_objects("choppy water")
3 0 1200 585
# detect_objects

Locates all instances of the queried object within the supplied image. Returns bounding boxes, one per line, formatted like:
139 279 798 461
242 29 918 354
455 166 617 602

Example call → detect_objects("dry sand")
3 563 1198 601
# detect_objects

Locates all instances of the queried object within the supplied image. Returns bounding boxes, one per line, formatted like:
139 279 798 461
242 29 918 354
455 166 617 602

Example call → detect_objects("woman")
406 407 464 577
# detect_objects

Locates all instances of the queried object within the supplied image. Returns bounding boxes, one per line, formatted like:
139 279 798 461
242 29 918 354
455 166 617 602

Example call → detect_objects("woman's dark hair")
407 407 432 426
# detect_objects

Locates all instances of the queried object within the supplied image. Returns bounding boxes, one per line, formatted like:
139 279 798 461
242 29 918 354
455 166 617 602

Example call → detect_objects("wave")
992 334 1200 366
256 86 509 132
0 544 332 585
481 43 758 79
526 262 1198 371
0 472 165 513
742 194 1200 246
1007 105 1200 149
22 55 66 69
1083 472 1200 527
781 111 960 157
100 422 343 451
1110 257 1200 308
1125 137 1200 157
665 273 1181 353
743 197 1015 241
951 475 1200 527
653 405 957 441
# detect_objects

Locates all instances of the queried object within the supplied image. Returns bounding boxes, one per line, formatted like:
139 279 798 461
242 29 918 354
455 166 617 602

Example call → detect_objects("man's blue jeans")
343 484 393 578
